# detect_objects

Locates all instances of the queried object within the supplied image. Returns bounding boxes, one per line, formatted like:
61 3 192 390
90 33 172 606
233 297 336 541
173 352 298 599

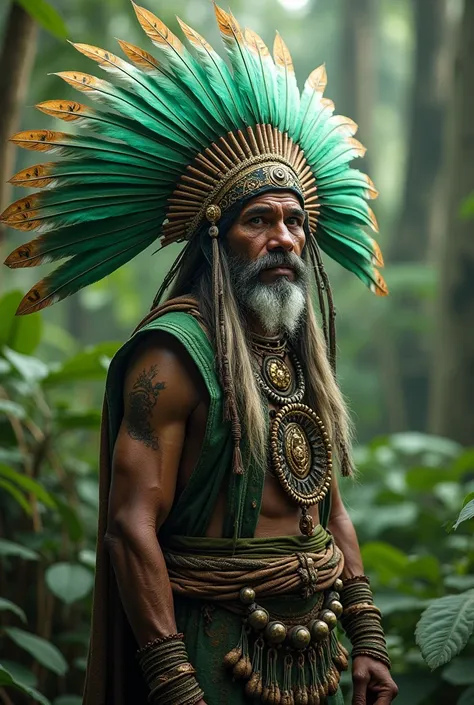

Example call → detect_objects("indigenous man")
2 4 398 705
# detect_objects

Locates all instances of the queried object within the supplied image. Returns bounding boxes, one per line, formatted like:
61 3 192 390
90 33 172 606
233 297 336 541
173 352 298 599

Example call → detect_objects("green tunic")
106 311 344 705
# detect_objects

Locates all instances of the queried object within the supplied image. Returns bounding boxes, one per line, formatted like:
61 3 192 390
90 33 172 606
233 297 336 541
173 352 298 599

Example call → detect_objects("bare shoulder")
122 330 207 449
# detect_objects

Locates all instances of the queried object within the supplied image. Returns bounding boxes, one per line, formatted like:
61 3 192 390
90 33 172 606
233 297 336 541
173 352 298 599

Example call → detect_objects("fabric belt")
163 526 344 602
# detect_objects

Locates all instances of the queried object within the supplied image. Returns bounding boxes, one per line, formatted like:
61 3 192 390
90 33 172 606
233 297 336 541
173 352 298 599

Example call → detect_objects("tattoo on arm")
126 365 166 450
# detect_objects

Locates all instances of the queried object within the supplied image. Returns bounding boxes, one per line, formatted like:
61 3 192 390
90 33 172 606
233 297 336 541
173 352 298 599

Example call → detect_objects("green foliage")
14 0 67 39
415 591 474 670
46 563 94 605
0 664 51 705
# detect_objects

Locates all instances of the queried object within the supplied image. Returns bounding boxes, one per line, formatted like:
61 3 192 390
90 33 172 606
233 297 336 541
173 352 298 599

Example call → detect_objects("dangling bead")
223 646 242 668
233 655 252 679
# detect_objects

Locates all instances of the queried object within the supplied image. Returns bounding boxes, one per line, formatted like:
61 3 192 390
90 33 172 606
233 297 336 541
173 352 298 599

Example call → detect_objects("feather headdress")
2 2 387 315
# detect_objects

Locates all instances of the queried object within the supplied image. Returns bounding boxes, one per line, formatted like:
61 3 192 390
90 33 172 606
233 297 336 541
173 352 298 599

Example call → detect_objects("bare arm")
327 474 364 579
104 333 201 646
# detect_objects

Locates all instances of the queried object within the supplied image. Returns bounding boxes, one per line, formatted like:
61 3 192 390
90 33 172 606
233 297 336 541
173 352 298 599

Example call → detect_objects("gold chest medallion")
270 403 332 535
263 356 292 393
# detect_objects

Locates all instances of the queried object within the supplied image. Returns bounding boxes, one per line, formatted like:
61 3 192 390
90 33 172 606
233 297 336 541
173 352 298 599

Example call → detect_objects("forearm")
328 504 364 579
105 527 176 647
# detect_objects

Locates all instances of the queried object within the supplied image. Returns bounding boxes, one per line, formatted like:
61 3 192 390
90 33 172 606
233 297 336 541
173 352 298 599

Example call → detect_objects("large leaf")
0 539 39 561
4 628 68 675
454 499 474 530
14 0 67 38
416 590 474 669
45 563 94 605
1 660 37 687
2 347 49 384
0 663 50 705
44 342 120 386
0 597 27 623
0 291 42 355
0 464 56 508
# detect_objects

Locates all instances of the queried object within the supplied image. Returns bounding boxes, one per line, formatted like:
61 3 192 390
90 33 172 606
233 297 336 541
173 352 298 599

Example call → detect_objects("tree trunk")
385 0 452 431
430 1 474 444
339 0 376 156
0 2 38 238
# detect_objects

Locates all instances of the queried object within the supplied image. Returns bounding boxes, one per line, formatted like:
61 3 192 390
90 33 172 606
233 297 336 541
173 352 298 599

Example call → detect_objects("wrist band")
340 576 391 669
137 634 204 705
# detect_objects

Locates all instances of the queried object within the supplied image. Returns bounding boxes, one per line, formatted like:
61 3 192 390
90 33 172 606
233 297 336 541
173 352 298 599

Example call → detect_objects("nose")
266 223 294 253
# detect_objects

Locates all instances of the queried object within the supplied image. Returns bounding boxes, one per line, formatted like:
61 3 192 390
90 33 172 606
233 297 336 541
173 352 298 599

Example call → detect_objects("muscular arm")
327 474 364 579
104 333 201 646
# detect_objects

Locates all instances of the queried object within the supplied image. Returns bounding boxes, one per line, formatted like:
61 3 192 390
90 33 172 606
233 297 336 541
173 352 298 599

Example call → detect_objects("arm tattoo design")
126 365 166 450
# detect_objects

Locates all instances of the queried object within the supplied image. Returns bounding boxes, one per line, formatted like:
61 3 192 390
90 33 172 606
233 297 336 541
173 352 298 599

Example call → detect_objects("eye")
286 217 302 226
249 216 264 225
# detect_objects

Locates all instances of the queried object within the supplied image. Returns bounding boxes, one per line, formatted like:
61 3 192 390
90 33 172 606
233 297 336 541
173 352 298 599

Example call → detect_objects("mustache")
228 250 307 282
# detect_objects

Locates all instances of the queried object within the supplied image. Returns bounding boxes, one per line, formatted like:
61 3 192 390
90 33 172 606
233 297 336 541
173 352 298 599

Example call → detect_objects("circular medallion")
270 403 332 507
263 356 292 393
255 352 305 405
270 165 291 187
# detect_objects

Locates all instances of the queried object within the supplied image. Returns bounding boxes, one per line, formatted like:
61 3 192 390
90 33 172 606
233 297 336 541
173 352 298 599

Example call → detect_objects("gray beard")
226 250 308 337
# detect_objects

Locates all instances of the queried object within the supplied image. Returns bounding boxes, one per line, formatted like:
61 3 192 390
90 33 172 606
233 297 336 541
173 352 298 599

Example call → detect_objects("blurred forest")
0 0 473 704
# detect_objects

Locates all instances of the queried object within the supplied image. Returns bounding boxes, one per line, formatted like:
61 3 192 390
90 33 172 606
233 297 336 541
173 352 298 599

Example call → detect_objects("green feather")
18 232 157 315
6 214 158 268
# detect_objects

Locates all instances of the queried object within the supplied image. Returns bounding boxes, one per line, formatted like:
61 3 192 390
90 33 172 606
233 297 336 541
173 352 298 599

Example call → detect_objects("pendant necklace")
250 333 332 536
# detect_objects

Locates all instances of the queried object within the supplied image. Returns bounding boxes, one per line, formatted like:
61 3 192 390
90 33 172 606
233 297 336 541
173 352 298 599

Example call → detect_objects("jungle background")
0 0 473 703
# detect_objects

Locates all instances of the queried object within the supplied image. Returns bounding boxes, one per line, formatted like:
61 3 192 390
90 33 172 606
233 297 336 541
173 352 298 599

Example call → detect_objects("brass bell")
248 607 270 631
239 586 256 605
309 619 329 641
288 625 311 650
320 609 338 630
328 599 343 618
264 621 288 645
325 590 340 603
333 578 343 592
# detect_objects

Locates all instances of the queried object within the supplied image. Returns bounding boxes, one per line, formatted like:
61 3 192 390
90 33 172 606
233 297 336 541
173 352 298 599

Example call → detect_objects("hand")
352 656 398 705
195 700 208 705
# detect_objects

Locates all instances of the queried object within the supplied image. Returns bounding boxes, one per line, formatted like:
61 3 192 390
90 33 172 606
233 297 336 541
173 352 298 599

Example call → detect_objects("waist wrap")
163 527 348 703
163 527 343 602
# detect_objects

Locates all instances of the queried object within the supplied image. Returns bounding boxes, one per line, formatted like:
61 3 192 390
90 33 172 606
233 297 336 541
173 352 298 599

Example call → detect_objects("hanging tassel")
293 653 309 705
245 637 264 698
262 648 281 704
309 238 336 371
307 648 320 705
224 620 247 670
207 204 244 475
281 653 294 705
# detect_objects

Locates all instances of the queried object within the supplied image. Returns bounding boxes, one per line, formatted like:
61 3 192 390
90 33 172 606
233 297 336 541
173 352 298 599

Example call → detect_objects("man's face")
226 191 306 278
224 191 308 336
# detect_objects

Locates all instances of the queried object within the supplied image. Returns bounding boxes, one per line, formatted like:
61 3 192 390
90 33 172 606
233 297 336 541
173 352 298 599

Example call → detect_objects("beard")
225 249 308 337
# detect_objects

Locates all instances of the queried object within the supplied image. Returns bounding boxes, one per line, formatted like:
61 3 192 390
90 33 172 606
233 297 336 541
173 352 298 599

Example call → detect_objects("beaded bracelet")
340 575 391 669
137 634 204 705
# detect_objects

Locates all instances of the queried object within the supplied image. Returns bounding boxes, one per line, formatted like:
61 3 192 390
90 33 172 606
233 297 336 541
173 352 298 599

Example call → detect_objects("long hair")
157 235 354 475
